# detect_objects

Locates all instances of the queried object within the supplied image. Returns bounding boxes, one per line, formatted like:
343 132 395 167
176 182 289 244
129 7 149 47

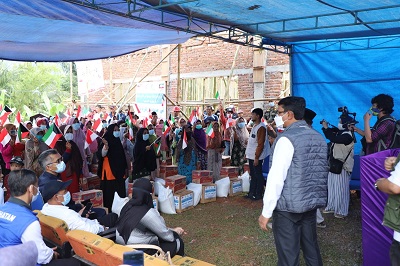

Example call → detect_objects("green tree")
61 62 78 100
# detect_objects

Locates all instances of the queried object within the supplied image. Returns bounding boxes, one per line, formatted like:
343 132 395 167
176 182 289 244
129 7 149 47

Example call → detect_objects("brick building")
95 36 289 118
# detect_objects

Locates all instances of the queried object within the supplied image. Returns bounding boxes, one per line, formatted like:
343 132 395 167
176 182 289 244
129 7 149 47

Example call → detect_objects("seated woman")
116 178 185 257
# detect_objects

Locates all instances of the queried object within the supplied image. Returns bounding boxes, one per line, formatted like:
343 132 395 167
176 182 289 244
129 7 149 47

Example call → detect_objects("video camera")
338 106 356 117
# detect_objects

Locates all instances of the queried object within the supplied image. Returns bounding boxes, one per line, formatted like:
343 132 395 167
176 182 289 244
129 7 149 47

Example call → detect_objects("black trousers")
272 209 323 266
248 159 264 199
143 231 184 258
390 239 400 266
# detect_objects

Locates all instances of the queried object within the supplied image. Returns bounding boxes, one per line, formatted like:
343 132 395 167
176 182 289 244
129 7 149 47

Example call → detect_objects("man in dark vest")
258 96 328 265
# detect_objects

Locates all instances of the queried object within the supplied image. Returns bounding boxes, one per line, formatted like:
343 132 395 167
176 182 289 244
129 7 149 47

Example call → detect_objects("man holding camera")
322 114 355 219
352 94 395 155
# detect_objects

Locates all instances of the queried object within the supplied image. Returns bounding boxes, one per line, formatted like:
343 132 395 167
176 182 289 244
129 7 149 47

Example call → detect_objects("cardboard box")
174 189 194 213
200 183 217 204
192 170 213 184
220 166 239 179
222 156 231 167
165 175 187 194
229 178 243 196
172 256 215 266
87 175 101 190
72 189 103 207
72 190 96 202
159 165 178 179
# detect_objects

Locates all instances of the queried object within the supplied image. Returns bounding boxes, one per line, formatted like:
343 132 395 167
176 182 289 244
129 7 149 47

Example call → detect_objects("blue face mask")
72 123 80 130
370 107 380 116
143 134 149 141
40 125 47 131
237 122 246 128
113 131 120 138
149 129 155 135
102 123 108 128
61 191 71 206
195 125 203 130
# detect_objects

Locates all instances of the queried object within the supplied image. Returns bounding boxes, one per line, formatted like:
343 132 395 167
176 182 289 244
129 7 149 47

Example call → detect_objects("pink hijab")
67 117 90 176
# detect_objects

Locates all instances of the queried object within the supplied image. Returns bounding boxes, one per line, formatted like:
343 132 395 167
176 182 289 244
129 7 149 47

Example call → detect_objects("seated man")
0 169 79 266
41 180 117 234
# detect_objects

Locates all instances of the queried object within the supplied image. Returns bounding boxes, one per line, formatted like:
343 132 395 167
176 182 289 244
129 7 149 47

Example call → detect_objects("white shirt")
388 163 400 241
41 203 104 234
261 137 294 218
21 220 54 264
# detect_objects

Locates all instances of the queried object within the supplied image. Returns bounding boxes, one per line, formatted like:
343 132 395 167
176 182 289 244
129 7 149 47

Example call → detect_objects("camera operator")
321 114 355 219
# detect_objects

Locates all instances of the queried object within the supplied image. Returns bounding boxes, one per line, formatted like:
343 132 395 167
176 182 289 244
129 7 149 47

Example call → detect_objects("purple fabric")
361 149 400 265
193 128 207 152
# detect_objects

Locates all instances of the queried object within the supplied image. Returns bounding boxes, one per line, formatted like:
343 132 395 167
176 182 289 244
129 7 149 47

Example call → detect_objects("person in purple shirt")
352 94 395 155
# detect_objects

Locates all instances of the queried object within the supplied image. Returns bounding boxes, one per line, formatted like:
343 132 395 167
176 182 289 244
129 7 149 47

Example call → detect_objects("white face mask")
274 113 286 128
338 123 345 130
64 133 73 141
55 161 66 173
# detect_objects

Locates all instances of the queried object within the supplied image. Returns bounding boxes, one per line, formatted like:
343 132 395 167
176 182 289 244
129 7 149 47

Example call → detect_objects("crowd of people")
0 93 399 265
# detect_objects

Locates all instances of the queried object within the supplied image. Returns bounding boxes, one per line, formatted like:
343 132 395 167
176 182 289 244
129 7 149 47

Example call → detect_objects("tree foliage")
0 62 76 120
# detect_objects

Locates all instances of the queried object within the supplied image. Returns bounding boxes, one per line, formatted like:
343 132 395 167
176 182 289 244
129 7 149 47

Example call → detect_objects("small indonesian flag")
54 113 60 127
189 108 198 125
205 123 214 138
14 111 22 127
142 117 149 128
16 123 30 144
0 128 11 147
42 124 63 149
92 119 102 132
182 129 187 149
76 105 81 118
85 130 98 149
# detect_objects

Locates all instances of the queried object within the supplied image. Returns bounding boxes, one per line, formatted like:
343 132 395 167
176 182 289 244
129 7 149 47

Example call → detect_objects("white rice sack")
186 183 202 206
215 177 230 198
239 171 250 193
158 185 176 214
112 192 129 216
154 178 166 196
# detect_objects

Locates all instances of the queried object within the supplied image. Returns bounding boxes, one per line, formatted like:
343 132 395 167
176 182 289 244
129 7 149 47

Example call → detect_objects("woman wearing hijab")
230 117 249 175
116 178 185 257
192 120 207 170
207 122 224 181
84 120 98 166
132 128 157 181
68 117 91 177
54 125 83 193
176 124 197 183
24 127 49 177
0 124 25 176
97 123 128 211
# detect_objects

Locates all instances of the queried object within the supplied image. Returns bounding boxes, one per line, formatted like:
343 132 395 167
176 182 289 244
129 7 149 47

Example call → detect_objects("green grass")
163 193 362 266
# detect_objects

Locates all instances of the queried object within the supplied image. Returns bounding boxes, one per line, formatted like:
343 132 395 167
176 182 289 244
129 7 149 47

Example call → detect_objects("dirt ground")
163 192 362 266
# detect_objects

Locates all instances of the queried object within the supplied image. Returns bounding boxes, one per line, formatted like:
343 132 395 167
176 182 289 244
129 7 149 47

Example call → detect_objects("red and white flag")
13 111 22 127
76 105 82 118
0 106 12 126
133 104 141 114
189 108 198 125
92 119 102 132
182 129 187 149
85 130 98 149
0 128 11 147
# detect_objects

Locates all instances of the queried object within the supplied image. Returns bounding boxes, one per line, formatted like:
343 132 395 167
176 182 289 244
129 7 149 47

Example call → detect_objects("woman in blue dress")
175 124 197 183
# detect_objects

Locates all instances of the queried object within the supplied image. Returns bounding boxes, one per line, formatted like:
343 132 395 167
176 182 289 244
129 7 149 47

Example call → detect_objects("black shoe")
251 195 263 201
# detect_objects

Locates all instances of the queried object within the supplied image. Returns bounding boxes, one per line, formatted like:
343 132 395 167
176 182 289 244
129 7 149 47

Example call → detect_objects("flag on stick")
42 124 63 148
189 108 198 125
92 119 102 132
14 111 22 127
0 128 11 147
16 123 30 143
182 129 187 149
76 105 81 118
0 106 12 126
205 123 215 138
163 120 171 136
214 91 220 99
85 130 98 149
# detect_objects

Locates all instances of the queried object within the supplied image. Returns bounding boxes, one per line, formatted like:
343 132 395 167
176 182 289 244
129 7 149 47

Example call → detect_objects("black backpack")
377 116 398 151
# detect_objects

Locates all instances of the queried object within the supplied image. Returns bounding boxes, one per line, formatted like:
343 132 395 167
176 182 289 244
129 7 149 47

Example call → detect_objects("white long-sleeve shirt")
41 203 104 234
261 137 294 218
21 220 54 264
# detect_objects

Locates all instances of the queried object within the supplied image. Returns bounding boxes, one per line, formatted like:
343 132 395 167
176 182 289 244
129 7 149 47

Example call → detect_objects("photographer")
321 114 355 219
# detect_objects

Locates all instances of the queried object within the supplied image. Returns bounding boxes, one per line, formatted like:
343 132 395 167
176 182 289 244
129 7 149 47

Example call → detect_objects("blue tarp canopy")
2 1 400 61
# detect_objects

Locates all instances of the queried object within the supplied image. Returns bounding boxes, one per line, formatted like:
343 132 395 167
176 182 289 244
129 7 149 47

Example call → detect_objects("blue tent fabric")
0 1 193 61
291 37 400 154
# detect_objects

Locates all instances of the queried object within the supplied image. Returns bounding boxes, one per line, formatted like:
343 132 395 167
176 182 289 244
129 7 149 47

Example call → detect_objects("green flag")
214 91 220 99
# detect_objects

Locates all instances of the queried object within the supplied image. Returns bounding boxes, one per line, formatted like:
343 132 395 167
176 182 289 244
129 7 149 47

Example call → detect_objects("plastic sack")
186 183 202 206
154 178 166 196
239 171 250 193
215 177 230 198
112 192 129 216
158 185 176 214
